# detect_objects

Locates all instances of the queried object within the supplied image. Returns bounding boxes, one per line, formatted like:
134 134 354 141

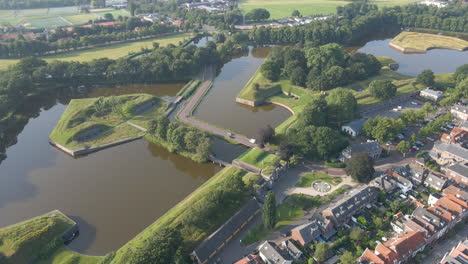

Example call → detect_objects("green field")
0 211 74 264
295 172 343 187
0 6 128 29
240 0 420 19
49 94 167 151
0 33 191 70
237 148 282 169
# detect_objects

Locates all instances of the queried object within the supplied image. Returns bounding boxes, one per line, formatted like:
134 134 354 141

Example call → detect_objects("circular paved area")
312 180 331 193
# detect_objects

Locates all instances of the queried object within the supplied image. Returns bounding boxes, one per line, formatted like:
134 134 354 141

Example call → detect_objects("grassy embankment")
0 210 101 264
240 0 419 19
236 147 283 175
0 33 192 70
237 55 438 133
295 171 343 187
390 31 468 53
49 94 167 152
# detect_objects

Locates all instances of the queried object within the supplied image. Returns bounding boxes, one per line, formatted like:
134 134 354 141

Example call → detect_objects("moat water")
0 35 466 255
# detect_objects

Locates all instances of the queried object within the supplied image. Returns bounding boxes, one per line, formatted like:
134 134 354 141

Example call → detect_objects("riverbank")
49 94 166 155
0 210 81 264
389 31 468 53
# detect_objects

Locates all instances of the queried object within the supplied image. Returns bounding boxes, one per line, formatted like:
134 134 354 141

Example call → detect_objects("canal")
0 33 466 256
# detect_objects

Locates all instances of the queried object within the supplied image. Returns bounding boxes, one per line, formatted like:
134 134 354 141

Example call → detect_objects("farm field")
0 33 191 70
0 6 128 29
240 0 419 19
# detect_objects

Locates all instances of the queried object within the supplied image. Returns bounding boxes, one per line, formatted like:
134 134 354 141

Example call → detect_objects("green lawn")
240 0 419 19
63 14 98 24
0 33 191 70
35 247 102 264
237 148 282 169
295 172 343 187
0 211 75 264
49 94 167 151
390 31 468 53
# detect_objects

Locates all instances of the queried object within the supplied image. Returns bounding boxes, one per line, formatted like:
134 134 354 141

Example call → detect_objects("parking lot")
363 98 425 119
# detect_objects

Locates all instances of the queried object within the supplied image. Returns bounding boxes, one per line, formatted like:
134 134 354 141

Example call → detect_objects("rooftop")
421 88 443 97
447 162 468 177
433 141 468 161
192 199 260 263
258 241 292 264
343 119 366 132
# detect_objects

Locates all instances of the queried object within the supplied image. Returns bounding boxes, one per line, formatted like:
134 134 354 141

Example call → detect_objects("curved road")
177 65 265 149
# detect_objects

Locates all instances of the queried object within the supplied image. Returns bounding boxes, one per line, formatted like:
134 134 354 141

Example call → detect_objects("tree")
314 242 329 263
297 97 328 128
368 79 396 99
253 82 260 91
363 116 403 143
396 140 411 156
326 88 357 124
350 228 364 242
290 67 306 87
129 227 182 264
263 191 276 229
292 10 301 17
260 60 281 81
278 141 292 161
340 251 355 264
258 125 275 145
246 8 270 21
103 13 114 21
345 153 375 183
196 138 212 162
417 69 435 87
454 63 468 82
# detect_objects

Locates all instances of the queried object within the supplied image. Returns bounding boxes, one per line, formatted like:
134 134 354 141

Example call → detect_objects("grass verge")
390 31 468 53
295 172 343 187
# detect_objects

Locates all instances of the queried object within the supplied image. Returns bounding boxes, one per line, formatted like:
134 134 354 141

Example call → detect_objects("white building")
451 104 468 121
341 119 366 137
420 88 443 101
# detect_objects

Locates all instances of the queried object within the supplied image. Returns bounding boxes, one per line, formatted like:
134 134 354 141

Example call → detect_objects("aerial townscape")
0 0 467 263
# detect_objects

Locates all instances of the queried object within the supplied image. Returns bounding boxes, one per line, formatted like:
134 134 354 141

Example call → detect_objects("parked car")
409 148 416 152
412 146 420 151
426 137 435 142
411 101 418 105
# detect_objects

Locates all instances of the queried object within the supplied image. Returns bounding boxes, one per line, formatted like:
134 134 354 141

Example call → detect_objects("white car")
411 102 417 105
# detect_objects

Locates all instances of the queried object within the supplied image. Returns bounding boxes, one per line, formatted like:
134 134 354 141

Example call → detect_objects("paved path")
177 66 269 150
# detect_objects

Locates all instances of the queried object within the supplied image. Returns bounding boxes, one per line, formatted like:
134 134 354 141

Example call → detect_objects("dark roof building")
322 186 379 226
340 141 382 162
192 199 261 264
424 172 448 191
370 173 398 193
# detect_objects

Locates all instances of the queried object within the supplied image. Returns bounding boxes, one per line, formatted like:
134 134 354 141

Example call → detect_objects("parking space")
363 98 424 119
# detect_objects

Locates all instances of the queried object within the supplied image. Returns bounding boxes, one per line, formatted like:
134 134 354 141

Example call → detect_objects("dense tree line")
263 44 381 91
0 22 176 58
148 116 212 162
285 89 358 159
246 3 467 46
0 43 223 120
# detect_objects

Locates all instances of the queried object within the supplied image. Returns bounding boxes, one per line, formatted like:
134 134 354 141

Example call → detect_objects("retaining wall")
49 136 143 157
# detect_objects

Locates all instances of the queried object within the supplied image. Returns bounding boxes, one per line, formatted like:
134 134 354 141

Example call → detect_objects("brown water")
0 83 222 255
194 47 292 139
356 38 468 76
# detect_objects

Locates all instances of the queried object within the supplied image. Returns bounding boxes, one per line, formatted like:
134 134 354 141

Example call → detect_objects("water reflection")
0 82 223 255
194 47 292 139
357 38 468 76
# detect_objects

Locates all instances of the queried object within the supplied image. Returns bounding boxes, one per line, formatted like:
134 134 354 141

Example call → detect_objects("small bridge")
209 156 231 167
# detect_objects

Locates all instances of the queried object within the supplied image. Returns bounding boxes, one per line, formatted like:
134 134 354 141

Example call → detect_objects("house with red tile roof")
357 248 387 264
440 239 468 264
443 185 468 201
